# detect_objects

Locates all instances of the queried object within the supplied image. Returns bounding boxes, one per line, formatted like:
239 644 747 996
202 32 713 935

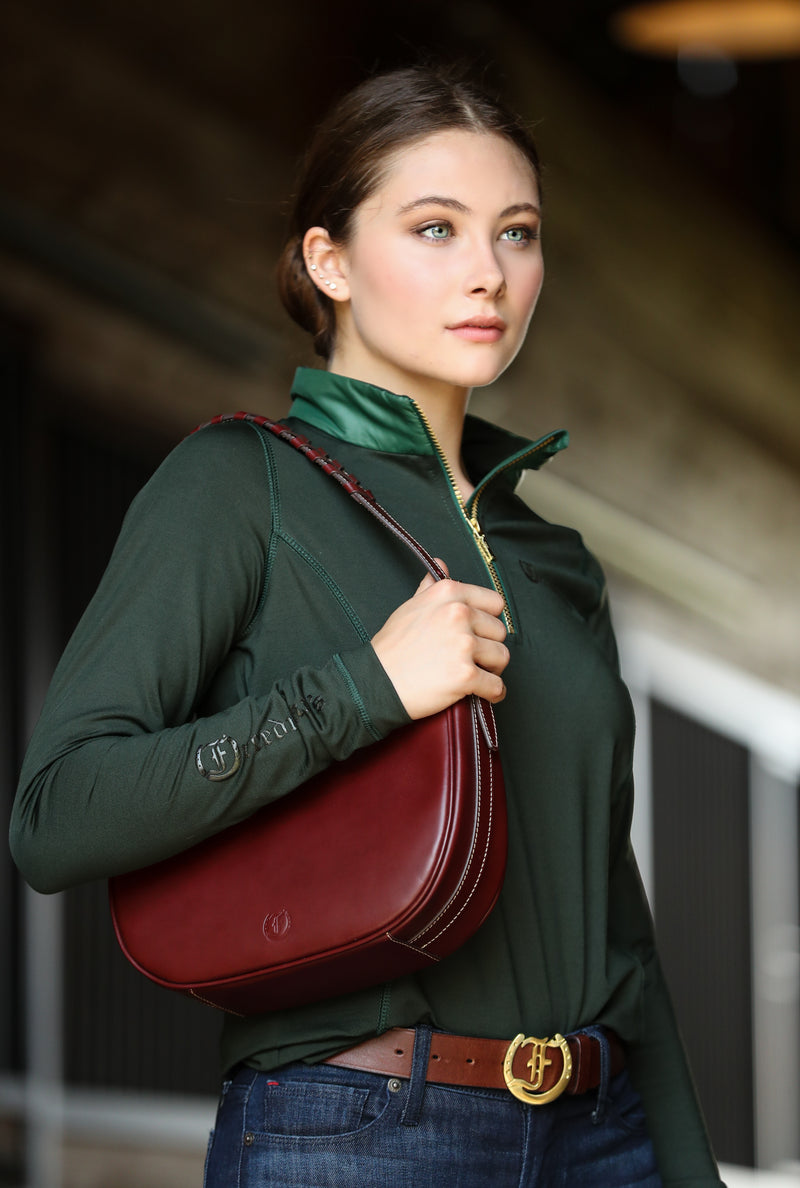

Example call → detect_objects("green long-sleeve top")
12 367 722 1185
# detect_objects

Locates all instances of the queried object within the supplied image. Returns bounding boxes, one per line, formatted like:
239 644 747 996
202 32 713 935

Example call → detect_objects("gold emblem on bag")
503 1033 572 1104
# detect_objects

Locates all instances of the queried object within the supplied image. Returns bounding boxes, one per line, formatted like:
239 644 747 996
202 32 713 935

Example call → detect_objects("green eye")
503 227 531 243
421 223 451 240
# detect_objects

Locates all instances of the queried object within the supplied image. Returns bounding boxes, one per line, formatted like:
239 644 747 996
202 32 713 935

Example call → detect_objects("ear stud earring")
307 260 336 292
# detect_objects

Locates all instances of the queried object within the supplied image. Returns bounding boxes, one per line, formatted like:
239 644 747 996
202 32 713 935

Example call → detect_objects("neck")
412 388 474 499
326 351 474 499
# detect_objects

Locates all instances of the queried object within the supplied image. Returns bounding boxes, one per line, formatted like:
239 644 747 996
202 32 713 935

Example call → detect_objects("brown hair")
277 64 542 359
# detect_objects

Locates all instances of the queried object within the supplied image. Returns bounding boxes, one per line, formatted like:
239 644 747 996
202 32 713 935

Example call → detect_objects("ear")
302 227 350 303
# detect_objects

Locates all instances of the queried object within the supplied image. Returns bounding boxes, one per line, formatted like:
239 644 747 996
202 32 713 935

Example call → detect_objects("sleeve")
10 421 409 894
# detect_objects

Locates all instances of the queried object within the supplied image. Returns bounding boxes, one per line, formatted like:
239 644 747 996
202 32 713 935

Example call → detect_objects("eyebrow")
396 196 541 219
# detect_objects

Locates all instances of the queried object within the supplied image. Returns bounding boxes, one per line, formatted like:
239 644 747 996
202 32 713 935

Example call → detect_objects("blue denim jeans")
203 1029 662 1187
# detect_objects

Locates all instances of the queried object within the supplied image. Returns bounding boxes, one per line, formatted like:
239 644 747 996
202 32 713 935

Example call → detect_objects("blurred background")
1 0 799 1184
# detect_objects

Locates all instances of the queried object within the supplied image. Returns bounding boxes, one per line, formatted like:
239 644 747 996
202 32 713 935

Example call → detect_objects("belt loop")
581 1026 610 1124
400 1026 432 1127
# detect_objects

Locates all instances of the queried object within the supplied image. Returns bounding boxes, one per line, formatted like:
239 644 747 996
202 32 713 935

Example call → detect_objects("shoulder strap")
194 412 446 582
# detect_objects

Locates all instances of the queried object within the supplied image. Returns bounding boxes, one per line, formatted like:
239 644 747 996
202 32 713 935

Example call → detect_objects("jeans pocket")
260 1079 384 1139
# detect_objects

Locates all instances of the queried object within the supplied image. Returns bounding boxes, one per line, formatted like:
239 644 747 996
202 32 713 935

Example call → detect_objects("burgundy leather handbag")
109 415 507 1016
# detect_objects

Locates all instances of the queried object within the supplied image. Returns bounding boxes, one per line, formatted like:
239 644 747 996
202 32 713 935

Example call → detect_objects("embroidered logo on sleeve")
195 696 325 781
195 735 242 781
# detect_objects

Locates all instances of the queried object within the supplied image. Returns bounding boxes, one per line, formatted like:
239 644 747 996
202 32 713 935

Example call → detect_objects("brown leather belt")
325 1027 625 1105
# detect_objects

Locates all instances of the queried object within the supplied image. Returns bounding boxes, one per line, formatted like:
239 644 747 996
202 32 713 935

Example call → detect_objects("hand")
371 564 509 720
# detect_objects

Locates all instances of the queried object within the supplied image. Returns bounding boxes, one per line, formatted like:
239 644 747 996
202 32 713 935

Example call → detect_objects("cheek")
349 249 421 321
381 250 447 309
515 258 545 316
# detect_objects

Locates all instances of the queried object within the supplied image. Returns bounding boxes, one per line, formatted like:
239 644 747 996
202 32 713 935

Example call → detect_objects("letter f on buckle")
503 1033 572 1104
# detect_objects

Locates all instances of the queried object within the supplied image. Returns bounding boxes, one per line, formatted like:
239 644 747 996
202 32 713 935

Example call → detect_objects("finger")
469 608 508 643
471 669 507 704
429 579 505 618
472 637 511 676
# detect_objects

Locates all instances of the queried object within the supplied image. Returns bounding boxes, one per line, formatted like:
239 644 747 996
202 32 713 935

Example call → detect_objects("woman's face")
325 130 544 403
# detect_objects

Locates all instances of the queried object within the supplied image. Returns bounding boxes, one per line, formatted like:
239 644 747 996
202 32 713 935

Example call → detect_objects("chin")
453 361 512 390
452 347 519 389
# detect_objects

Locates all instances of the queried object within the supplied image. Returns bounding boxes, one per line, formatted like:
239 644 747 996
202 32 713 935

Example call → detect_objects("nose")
465 242 506 299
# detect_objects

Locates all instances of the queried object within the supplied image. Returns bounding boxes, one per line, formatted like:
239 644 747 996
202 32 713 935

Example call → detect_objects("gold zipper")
463 434 561 635
470 432 560 530
412 400 516 634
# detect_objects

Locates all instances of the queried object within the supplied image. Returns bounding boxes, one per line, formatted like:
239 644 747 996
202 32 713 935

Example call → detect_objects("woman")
11 65 724 1186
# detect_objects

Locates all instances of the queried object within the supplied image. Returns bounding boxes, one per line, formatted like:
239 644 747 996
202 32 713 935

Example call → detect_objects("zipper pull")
468 516 494 565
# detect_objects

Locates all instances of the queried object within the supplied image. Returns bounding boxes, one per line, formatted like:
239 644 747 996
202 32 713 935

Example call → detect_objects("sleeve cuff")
333 643 411 742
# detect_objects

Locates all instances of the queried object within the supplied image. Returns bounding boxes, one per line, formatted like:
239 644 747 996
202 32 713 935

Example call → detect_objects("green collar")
289 367 568 488
290 367 432 455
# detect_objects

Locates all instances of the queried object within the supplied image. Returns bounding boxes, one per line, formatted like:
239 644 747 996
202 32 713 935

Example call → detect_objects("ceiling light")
612 0 800 58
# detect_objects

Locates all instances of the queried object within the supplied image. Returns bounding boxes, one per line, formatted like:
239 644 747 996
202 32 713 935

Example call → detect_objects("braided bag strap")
196 411 446 581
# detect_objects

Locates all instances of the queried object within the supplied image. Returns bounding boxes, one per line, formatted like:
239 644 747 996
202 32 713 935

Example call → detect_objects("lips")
447 316 506 343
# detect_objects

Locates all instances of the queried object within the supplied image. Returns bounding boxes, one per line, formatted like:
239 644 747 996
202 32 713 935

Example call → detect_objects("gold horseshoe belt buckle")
502 1032 573 1105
